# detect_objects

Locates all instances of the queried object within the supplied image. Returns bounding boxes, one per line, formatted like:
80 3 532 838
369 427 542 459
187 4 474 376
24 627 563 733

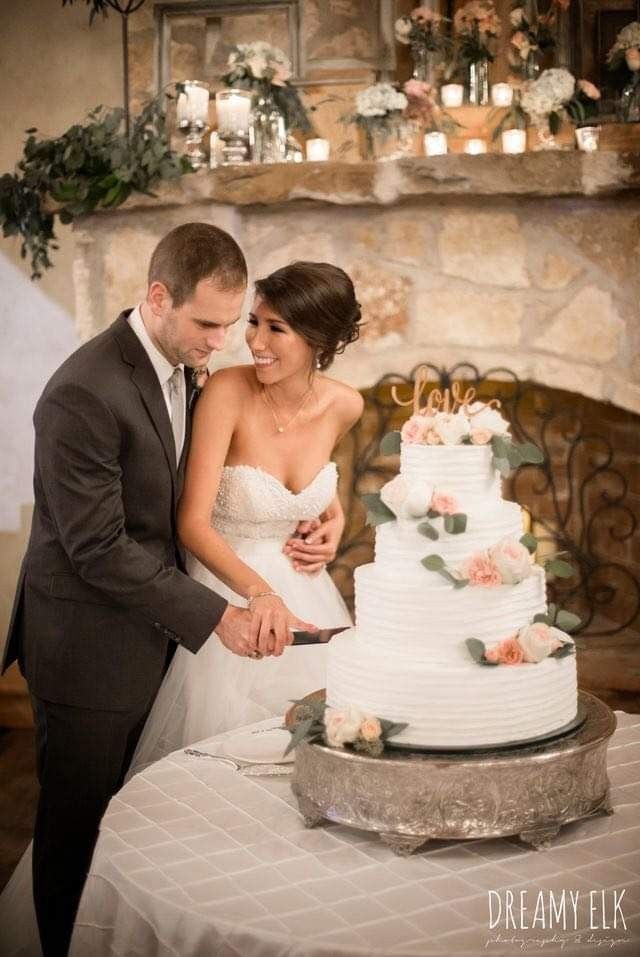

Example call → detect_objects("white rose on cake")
405 482 435 518
517 622 569 663
433 411 468 445
324 706 364 747
380 475 408 517
467 402 510 436
489 536 533 584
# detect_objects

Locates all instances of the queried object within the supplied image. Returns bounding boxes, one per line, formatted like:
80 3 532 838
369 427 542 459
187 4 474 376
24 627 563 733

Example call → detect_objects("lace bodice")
212 463 338 540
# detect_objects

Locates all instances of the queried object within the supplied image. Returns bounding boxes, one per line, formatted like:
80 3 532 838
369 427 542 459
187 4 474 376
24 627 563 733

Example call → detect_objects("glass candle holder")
306 138 330 161
215 89 252 164
501 128 526 154
440 84 464 108
465 138 487 154
179 81 210 169
424 131 447 156
575 126 601 152
491 83 514 107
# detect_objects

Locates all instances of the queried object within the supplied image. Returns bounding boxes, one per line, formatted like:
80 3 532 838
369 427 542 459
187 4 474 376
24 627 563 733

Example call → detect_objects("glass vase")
619 76 640 123
249 90 287 163
532 121 561 151
411 46 439 86
363 119 417 161
467 59 490 106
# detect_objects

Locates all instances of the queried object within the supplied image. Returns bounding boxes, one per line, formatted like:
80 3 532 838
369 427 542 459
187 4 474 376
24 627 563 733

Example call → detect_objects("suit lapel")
112 313 178 496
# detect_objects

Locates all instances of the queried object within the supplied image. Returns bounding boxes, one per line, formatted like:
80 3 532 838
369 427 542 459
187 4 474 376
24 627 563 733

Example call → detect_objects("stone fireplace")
70 151 640 703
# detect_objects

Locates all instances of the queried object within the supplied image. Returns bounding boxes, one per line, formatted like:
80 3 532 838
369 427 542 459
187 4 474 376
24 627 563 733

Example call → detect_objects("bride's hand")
283 516 342 575
247 595 317 656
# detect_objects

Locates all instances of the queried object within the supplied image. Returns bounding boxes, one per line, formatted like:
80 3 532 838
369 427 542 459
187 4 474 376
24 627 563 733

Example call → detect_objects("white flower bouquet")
222 42 313 133
607 21 640 72
343 83 409 159
521 68 600 134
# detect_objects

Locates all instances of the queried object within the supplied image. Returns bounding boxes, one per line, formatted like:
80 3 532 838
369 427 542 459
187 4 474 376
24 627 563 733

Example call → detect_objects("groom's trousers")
30 691 158 957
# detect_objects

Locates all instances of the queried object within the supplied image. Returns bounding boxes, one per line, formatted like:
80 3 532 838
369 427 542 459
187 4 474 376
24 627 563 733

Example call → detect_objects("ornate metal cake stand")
291 691 616 855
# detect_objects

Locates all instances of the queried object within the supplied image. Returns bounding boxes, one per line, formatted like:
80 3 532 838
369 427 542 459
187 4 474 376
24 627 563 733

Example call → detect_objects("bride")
129 260 364 771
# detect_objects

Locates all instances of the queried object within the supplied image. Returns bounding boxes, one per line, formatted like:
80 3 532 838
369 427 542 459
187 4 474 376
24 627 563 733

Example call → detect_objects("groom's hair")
148 222 247 307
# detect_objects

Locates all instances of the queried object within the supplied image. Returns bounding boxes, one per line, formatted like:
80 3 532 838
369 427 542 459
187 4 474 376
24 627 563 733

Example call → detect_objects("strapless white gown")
0 462 350 956
128 462 351 775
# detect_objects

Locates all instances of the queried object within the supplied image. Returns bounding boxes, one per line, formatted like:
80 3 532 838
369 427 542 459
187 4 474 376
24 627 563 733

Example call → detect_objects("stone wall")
72 156 640 416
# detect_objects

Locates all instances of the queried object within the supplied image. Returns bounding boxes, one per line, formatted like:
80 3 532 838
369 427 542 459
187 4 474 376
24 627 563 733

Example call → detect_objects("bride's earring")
315 354 322 370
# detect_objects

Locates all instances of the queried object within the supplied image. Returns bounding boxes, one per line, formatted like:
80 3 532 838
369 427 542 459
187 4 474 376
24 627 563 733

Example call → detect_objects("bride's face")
246 295 314 383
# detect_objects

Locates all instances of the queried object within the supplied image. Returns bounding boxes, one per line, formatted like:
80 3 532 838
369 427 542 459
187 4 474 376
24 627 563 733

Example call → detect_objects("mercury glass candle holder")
215 89 252 165
179 81 210 170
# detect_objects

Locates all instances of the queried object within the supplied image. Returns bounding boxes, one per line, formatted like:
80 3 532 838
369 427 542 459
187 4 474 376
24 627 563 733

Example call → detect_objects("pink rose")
401 414 432 444
470 428 492 445
425 429 442 445
578 79 601 100
360 716 382 741
460 552 502 587
431 490 459 515
484 644 501 663
324 707 364 747
496 636 524 665
489 536 532 585
412 6 442 25
404 79 434 101
626 48 640 71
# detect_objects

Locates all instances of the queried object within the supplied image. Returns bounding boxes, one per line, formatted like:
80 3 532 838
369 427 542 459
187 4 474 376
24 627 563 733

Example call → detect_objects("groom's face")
149 278 245 368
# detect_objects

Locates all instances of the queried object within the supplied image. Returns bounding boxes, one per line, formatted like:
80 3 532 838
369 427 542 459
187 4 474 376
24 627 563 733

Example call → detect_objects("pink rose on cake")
467 402 510 436
433 411 469 445
401 414 434 444
430 490 459 515
488 536 532 584
460 551 502 586
495 636 525 665
359 716 383 741
324 706 364 747
470 428 492 445
517 622 568 663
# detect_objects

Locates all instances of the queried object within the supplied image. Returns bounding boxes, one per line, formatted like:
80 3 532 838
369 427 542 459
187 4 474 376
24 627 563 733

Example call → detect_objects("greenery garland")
0 89 191 279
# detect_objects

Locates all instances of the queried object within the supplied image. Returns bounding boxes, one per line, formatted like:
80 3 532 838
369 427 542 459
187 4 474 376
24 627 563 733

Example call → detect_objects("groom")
1 222 272 956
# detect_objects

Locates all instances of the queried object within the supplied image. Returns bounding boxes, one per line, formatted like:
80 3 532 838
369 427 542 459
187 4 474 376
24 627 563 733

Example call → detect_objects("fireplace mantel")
72 151 640 417
118 152 640 211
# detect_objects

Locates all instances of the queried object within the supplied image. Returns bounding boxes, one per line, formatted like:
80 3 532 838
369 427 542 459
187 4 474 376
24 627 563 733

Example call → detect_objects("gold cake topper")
390 365 501 417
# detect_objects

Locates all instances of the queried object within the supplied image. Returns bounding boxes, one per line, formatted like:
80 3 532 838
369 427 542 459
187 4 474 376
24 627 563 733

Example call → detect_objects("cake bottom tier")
326 629 578 748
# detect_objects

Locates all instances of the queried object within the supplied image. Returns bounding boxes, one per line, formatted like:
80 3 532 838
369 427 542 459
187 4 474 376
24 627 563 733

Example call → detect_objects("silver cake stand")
291 691 616 855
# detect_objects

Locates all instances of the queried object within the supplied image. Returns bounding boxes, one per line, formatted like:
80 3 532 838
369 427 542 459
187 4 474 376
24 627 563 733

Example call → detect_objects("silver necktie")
168 368 185 463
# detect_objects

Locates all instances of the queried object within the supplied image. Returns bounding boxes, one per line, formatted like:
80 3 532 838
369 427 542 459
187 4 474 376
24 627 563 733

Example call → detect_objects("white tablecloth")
71 714 640 957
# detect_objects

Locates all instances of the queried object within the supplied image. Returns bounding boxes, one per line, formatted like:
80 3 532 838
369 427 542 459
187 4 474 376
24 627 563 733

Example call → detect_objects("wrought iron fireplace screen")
330 363 640 640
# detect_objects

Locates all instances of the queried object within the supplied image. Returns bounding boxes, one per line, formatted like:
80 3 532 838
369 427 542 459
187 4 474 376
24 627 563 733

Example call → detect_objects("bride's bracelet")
246 591 279 610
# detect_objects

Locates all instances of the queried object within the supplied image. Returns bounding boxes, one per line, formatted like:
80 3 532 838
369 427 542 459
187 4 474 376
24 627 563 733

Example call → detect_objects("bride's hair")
253 261 361 370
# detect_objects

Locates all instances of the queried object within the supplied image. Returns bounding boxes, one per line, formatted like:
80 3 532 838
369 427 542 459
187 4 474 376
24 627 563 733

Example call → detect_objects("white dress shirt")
128 304 185 460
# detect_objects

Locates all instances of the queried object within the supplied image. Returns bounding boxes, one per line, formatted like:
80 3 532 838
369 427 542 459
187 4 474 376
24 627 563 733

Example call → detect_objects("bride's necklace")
262 384 313 434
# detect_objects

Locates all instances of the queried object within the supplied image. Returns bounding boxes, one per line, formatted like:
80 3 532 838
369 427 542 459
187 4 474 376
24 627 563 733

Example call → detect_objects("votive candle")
465 138 487 154
501 128 526 154
491 83 513 107
440 84 464 108
424 131 447 156
306 138 330 161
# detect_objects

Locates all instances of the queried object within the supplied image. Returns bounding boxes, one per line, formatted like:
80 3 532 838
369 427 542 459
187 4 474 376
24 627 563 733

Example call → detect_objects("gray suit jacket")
2 311 227 711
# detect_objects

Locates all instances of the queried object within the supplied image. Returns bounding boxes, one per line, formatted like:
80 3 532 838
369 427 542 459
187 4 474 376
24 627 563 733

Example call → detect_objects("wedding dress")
0 462 350 956
128 461 351 774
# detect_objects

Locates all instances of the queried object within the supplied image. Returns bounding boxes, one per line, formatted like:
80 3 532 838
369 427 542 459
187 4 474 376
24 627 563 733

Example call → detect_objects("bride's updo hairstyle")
253 261 361 370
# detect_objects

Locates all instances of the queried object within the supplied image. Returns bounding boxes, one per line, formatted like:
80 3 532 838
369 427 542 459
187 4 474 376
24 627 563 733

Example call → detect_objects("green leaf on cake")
444 513 467 535
547 602 557 620
505 443 524 468
443 571 469 589
283 717 315 756
417 519 439 541
493 456 512 478
491 435 510 459
427 509 439 519
379 430 401 456
465 637 487 664
533 612 551 625
380 719 409 738
421 554 445 571
517 441 545 464
555 610 582 632
520 532 538 554
550 642 575 660
545 559 574 579
361 492 395 527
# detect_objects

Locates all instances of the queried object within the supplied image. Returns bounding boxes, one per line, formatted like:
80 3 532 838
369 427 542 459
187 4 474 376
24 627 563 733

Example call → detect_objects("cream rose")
467 402 510 436
324 707 364 747
405 482 435 518
489 536 532 584
433 411 469 445
470 428 492 445
401 414 433 445
359 716 382 741
379 475 408 518
626 47 640 71
517 623 568 663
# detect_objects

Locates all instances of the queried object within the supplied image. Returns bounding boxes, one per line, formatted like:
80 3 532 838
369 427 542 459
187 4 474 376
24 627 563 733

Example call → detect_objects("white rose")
247 54 268 78
489 536 532 584
395 16 412 43
324 707 364 747
433 411 468 446
517 623 570 663
405 482 435 518
510 7 525 27
379 475 408 518
467 402 510 436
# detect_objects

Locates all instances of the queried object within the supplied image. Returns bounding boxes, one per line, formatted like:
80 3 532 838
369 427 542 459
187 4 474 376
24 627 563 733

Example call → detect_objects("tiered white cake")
326 402 578 749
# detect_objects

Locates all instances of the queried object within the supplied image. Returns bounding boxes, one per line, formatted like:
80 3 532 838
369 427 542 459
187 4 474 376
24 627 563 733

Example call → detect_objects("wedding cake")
326 378 578 749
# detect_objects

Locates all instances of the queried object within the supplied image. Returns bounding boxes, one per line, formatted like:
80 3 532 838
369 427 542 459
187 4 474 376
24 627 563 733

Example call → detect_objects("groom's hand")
247 595 318 657
215 605 259 658
283 516 342 575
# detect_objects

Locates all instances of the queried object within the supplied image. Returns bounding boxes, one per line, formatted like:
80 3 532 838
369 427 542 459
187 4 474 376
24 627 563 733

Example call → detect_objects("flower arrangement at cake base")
284 694 407 758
